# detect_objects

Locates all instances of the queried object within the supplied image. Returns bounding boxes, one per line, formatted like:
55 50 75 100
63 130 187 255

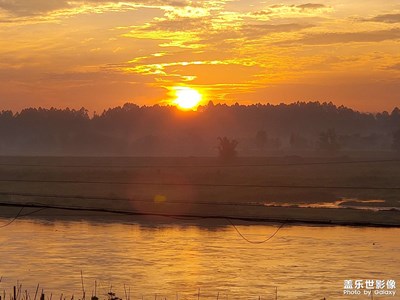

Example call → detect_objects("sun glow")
172 87 202 110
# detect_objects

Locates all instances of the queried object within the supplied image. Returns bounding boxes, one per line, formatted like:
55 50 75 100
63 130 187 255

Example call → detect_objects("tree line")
0 101 399 156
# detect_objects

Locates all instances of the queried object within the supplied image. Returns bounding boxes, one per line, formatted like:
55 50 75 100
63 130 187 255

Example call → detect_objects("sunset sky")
1 0 399 112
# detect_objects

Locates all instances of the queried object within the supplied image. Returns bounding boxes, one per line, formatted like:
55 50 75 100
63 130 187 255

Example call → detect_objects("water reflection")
0 217 399 300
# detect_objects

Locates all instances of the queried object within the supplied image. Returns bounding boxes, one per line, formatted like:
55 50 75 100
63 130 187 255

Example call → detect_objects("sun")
172 87 202 110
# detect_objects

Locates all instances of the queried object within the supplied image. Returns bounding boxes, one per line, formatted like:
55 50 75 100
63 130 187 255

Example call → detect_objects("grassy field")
0 155 399 226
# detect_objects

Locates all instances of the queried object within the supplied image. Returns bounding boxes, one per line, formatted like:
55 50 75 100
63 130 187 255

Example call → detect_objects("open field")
0 155 399 226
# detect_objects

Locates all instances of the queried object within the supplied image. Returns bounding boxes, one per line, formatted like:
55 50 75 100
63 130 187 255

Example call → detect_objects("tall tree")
217 137 238 160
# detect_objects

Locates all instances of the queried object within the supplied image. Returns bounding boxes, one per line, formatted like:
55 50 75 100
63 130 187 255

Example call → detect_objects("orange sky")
0 0 399 112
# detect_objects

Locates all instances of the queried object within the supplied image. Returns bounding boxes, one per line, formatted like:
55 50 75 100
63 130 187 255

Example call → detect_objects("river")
0 217 399 300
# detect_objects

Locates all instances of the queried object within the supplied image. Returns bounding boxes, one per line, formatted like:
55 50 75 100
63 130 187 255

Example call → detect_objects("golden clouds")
0 0 400 111
278 28 400 45
251 3 333 20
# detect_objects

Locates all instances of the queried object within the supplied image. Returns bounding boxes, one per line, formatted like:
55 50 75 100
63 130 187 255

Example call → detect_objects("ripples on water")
0 217 399 300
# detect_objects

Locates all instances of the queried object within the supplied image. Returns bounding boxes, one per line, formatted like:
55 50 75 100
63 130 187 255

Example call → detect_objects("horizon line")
2 100 399 115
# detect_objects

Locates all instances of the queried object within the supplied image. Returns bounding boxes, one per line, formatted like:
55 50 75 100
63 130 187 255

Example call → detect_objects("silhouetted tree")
217 136 238 160
391 107 400 128
318 128 340 154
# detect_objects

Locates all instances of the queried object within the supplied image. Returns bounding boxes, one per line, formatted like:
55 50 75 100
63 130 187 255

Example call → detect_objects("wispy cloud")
142 16 210 32
297 3 327 10
384 63 400 71
0 0 190 16
278 28 400 45
0 0 70 16
364 13 400 23
241 23 314 38
251 3 332 19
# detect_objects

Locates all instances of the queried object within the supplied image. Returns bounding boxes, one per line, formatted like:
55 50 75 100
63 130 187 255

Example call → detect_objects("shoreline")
0 201 399 228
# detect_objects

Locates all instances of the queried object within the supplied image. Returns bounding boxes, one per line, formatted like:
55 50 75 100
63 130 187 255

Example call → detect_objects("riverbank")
0 155 399 227
0 201 399 227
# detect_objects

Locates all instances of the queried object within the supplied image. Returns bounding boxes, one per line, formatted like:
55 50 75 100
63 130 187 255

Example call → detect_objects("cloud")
143 16 210 31
163 62 264 85
0 0 189 16
195 22 314 48
252 3 330 17
0 0 70 16
242 23 314 37
279 28 400 45
297 3 327 10
365 13 400 23
141 12 313 37
385 63 400 71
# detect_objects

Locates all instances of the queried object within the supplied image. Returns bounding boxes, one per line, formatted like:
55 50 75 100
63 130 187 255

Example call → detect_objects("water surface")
0 217 399 300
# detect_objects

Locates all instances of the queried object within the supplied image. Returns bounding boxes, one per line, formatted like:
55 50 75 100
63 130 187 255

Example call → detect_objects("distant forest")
1 101 400 156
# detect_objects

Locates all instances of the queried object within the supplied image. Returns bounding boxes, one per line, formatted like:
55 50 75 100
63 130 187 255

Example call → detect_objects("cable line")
0 178 399 190
226 218 286 244
0 203 285 243
0 159 399 169
0 207 24 228
0 201 398 228
0 201 287 225
0 191 267 207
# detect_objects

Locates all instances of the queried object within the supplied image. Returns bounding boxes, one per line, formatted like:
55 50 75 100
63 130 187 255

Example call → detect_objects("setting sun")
173 87 202 110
